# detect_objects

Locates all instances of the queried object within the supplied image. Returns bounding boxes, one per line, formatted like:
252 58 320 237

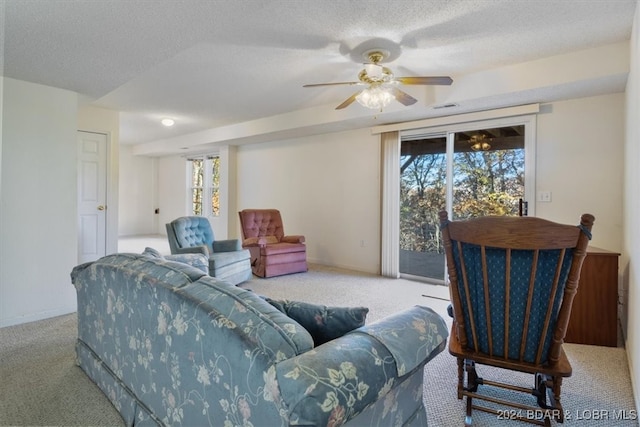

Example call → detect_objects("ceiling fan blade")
335 91 362 110
303 81 360 87
396 76 453 85
390 87 418 106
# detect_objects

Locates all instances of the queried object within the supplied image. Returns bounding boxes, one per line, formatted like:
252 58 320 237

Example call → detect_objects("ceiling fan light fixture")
303 47 452 111
356 85 394 111
364 63 383 79
470 134 491 151
471 142 491 151
161 118 175 127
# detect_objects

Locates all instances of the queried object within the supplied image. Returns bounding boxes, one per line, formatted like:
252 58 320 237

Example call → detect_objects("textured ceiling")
2 0 638 150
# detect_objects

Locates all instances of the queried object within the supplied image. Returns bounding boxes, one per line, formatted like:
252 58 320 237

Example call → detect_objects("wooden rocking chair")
439 211 594 426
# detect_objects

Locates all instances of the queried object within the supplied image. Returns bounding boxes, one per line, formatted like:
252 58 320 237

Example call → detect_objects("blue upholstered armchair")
166 216 252 285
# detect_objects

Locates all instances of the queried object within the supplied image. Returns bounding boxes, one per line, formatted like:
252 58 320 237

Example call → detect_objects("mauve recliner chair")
238 209 308 278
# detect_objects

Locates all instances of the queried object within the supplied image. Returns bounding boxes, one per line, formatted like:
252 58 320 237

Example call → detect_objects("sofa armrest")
281 235 305 244
213 238 242 252
275 306 448 426
357 305 448 376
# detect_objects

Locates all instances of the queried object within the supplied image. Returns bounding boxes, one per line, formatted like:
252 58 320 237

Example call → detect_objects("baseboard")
0 306 77 328
306 258 379 275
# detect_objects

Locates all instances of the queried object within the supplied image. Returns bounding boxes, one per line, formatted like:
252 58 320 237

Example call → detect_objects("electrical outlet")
537 191 552 202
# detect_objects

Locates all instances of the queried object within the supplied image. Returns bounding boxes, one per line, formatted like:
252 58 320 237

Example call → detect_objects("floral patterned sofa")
71 252 448 426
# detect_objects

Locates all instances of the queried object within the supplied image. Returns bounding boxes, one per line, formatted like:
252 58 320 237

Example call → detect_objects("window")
399 124 526 282
380 108 538 279
187 156 220 217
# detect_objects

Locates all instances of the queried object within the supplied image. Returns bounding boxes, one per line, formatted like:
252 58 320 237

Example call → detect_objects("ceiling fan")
303 49 453 111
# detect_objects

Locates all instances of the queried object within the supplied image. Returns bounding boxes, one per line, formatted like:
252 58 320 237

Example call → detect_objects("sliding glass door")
399 134 447 281
399 118 533 283
451 126 525 219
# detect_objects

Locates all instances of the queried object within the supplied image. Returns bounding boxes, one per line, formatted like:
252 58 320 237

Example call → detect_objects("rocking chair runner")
439 211 594 426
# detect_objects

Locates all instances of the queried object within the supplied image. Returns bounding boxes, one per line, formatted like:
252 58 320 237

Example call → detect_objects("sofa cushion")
264 298 368 346
179 277 315 357
142 246 164 259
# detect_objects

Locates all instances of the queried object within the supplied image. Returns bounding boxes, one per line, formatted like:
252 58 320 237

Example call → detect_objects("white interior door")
77 131 107 263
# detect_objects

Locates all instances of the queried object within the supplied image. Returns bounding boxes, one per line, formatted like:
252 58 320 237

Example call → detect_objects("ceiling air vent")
433 103 459 109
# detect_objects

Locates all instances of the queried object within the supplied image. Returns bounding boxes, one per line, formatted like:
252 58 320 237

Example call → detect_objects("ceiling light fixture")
469 134 491 151
161 118 175 127
356 85 394 111
433 102 459 109
303 48 452 111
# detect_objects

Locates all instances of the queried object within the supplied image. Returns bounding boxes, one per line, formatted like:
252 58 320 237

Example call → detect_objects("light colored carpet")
0 264 636 426
243 265 638 426
423 344 637 426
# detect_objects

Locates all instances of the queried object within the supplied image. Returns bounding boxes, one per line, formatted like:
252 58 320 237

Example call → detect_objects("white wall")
0 0 4 199
145 94 627 276
536 93 624 252
154 149 241 242
624 3 640 413
118 145 157 236
157 155 188 234
239 95 625 272
77 105 120 254
0 78 78 326
237 128 382 273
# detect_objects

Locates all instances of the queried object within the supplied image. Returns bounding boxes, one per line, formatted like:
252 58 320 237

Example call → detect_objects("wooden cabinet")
565 246 619 347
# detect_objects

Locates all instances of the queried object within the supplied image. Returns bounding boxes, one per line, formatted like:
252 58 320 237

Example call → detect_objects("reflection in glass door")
451 127 525 220
399 125 525 283
399 134 447 282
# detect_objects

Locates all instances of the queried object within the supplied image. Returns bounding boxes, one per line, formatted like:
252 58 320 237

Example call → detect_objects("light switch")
537 191 552 202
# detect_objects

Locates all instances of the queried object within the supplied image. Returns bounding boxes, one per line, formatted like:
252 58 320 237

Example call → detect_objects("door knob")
97 205 106 211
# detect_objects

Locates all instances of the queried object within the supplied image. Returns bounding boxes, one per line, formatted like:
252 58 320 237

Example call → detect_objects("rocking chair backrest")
439 211 594 366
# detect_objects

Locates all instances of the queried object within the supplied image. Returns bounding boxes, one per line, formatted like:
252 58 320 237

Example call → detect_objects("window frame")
381 112 537 278
186 155 220 218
